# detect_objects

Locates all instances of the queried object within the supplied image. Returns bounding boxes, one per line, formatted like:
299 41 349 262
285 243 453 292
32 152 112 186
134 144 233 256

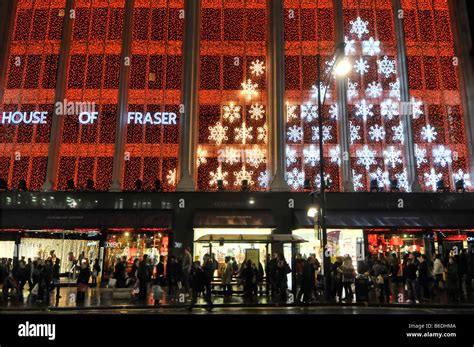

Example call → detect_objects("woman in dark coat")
241 259 258 299
76 261 91 304
276 254 291 303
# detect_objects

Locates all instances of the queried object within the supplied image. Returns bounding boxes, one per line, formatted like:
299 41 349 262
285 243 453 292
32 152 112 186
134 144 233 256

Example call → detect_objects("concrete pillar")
177 0 202 192
392 0 422 192
448 0 474 185
334 0 354 192
110 0 135 192
0 0 18 105
43 0 76 191
268 0 289 191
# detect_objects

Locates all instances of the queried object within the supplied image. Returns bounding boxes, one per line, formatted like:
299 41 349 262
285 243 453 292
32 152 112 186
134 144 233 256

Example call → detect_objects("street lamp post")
314 43 351 301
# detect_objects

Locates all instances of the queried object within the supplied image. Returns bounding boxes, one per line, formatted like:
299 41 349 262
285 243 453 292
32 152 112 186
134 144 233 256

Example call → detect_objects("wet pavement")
1 286 474 313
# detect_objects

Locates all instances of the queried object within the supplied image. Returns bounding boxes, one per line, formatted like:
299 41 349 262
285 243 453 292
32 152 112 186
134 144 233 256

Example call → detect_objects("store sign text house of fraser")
1 111 178 126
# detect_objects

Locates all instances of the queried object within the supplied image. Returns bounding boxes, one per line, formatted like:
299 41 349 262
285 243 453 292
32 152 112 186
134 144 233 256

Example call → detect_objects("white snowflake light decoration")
166 168 177 186
286 168 304 190
350 121 361 144
303 145 320 167
301 103 318 122
350 16 369 39
395 169 411 192
197 147 208 167
233 166 254 186
257 124 267 143
329 145 341 166
287 104 298 121
234 123 253 144
249 104 265 120
352 169 364 191
355 99 374 122
354 57 369 75
311 82 330 102
286 146 297 167
258 171 269 188
366 81 383 98
287 125 303 143
250 59 265 76
381 99 399 120
246 147 266 168
222 103 241 123
208 122 228 145
362 37 381 56
433 145 452 167
209 166 229 187
392 122 404 144
377 55 396 78
389 79 401 101
241 79 258 98
369 124 386 142
347 79 359 101
356 145 377 170
222 147 241 165
421 124 437 143
329 104 338 120
370 167 390 189
311 125 332 143
345 36 356 55
410 97 424 119
383 146 402 168
424 168 442 192
453 169 471 187
415 144 428 168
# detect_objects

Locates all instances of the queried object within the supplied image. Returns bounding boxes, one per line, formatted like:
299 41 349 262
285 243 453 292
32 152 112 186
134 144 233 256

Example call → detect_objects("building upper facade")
0 0 472 194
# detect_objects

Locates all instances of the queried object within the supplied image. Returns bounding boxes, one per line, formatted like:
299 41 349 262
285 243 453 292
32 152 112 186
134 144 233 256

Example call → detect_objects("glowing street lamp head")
307 207 319 218
334 57 352 77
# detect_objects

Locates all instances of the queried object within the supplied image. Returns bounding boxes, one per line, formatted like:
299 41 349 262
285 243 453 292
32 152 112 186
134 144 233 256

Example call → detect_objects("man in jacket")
137 255 151 301
202 254 215 310
404 255 419 303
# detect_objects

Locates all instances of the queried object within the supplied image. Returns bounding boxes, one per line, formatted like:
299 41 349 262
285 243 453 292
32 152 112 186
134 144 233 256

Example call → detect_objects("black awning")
193 209 276 228
0 209 173 229
294 210 474 229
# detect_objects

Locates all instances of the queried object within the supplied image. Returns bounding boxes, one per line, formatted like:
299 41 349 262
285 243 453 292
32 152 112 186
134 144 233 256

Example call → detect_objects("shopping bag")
108 278 117 288
31 283 39 296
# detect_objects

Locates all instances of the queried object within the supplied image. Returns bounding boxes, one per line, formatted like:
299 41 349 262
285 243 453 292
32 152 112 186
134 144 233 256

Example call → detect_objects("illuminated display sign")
1 111 48 125
1 110 178 126
127 112 177 125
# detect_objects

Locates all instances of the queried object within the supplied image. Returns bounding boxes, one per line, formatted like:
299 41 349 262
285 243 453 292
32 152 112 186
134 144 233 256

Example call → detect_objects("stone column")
448 0 474 184
177 0 201 191
392 0 421 192
43 1 76 191
110 0 135 192
334 0 354 192
268 0 289 191
0 0 18 104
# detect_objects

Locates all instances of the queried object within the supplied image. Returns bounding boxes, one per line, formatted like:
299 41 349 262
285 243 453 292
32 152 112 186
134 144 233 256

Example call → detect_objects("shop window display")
103 230 168 279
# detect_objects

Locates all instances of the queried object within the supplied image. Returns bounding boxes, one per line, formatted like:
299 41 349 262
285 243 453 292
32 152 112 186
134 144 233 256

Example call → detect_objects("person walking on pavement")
446 256 459 303
404 254 419 303
188 261 205 311
275 254 291 303
221 256 233 298
418 254 431 301
52 258 61 299
298 256 316 304
137 254 152 301
76 260 91 304
202 254 215 310
341 257 355 302
182 247 192 295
